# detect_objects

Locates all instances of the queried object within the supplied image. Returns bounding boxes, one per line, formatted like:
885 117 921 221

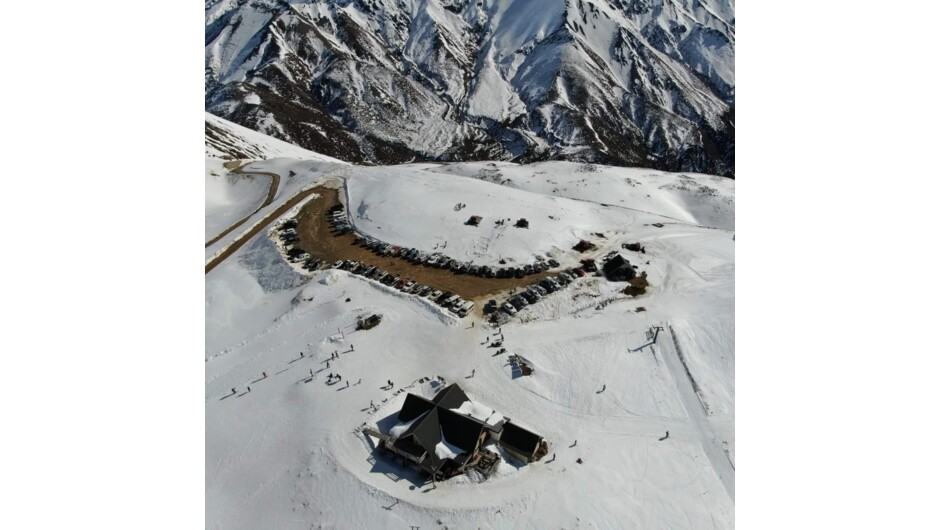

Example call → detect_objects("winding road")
205 163 325 275
205 163 280 248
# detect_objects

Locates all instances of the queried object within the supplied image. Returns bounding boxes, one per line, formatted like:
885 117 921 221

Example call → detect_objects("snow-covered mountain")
205 0 735 176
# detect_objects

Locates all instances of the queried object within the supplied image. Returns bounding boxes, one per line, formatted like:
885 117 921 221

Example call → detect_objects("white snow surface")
206 152 734 528
205 157 269 241
452 400 503 426
204 112 348 245
435 433 466 460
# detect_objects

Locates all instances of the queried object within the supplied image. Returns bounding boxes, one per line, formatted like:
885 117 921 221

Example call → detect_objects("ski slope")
206 151 735 528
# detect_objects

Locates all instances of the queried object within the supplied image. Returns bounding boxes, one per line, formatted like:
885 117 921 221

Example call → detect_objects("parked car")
457 301 475 318
548 258 560 268
469 265 480 276
428 289 443 301
501 303 518 316
442 294 460 307
522 291 538 303
510 296 528 309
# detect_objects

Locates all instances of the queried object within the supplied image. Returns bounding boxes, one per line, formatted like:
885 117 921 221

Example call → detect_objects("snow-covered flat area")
206 146 734 528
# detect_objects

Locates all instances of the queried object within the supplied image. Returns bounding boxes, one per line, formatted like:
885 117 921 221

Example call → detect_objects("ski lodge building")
374 384 547 480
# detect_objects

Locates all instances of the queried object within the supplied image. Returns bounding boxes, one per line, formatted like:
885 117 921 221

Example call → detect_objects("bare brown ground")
295 187 557 300
204 186 320 275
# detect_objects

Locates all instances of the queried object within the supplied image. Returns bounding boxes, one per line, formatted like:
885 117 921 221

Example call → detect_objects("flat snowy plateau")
205 115 734 529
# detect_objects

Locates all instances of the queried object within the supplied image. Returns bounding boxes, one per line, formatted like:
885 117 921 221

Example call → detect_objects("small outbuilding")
602 254 637 281
498 421 548 464
466 215 482 226
515 218 529 228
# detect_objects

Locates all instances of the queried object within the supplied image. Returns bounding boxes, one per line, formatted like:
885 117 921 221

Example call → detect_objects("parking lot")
289 187 561 303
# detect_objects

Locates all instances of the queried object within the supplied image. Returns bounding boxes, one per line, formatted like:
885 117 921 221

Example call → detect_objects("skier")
351 344 354 351
328 373 333 379
370 400 374 408
471 369 476 377
327 361 330 368
471 322 474 328
346 381 350 388
231 387 236 394
573 439 577 447
300 351 304 358
388 380 394 388
601 384 606 392
262 371 267 379
309 369 314 377
247 386 251 393
357 378 361 385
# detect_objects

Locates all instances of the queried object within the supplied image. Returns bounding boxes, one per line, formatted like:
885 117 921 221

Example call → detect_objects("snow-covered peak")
205 0 735 176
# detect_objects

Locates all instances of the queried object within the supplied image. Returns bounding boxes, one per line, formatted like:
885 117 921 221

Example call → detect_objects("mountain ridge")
206 0 734 176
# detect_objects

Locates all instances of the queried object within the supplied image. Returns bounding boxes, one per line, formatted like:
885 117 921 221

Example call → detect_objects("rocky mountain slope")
206 0 734 176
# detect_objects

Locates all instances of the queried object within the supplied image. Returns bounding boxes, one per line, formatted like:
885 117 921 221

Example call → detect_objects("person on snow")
576 458 583 464
601 384 606 392
231 388 236 394
247 386 251 393
471 369 476 377
327 361 330 368
357 378 361 385
309 369 314 377
337 374 342 381
388 380 394 388
262 372 267 379
328 373 333 379
346 380 350 388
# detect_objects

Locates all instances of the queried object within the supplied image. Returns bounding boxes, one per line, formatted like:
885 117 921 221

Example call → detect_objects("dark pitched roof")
432 384 470 409
603 254 629 272
438 408 487 453
399 394 435 422
500 421 543 455
603 254 635 278
390 384 488 473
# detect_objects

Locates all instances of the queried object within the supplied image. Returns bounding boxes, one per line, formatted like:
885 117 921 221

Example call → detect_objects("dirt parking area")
294 187 557 300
